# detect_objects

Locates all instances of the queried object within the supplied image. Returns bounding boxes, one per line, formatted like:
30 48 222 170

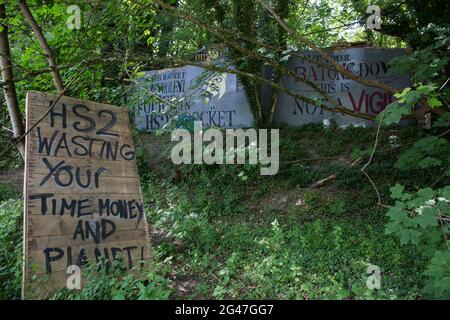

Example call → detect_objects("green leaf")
404 90 421 105
440 186 450 199
390 184 405 199
399 229 410 245
399 229 421 245
386 206 405 220
394 87 411 99
417 188 435 199
385 221 399 235
417 83 437 95
418 157 442 168
416 207 438 228
409 229 421 245
427 97 443 108
382 104 411 125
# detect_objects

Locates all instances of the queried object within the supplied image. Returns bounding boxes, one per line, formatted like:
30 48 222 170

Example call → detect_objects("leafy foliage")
140 125 440 299
423 250 450 299
395 136 450 171
378 23 450 298
52 259 172 300
381 83 443 126
390 25 450 84
0 199 23 299
385 184 450 299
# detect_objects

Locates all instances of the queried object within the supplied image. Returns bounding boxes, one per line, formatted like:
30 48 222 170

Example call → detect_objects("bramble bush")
0 199 23 299
380 25 450 299
52 259 172 300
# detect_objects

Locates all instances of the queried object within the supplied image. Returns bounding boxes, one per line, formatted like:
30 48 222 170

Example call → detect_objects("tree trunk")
18 0 64 93
0 4 25 158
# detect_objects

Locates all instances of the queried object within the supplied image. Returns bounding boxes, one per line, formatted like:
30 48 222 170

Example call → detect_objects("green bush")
139 123 445 299
385 184 450 299
0 182 20 203
0 199 23 299
53 259 172 300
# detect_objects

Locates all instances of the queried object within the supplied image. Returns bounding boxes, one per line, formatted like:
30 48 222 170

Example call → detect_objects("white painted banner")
133 65 254 131
273 47 411 127
133 47 410 130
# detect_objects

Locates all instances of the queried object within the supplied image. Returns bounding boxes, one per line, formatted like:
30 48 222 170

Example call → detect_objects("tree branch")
149 0 368 120
0 4 25 158
256 0 401 95
18 0 64 93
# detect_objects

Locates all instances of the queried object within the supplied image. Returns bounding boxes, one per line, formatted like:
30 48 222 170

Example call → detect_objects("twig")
439 77 450 92
309 156 362 188
360 112 388 208
0 63 87 159
430 166 449 188
1 126 13 133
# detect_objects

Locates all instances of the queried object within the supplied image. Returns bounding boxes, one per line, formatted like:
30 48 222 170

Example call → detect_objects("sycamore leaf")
428 97 443 108
394 87 411 99
417 188 436 201
382 104 411 125
400 229 410 245
399 229 421 245
441 186 450 199
385 221 399 235
418 157 442 168
409 229 421 245
386 206 405 219
390 184 405 199
416 207 438 228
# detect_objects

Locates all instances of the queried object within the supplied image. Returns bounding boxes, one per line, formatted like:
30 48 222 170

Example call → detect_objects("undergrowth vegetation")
52 259 172 300
0 199 23 299
0 123 447 299
138 123 447 299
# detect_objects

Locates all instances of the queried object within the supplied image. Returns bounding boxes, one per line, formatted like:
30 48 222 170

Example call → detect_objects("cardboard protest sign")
22 91 151 299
